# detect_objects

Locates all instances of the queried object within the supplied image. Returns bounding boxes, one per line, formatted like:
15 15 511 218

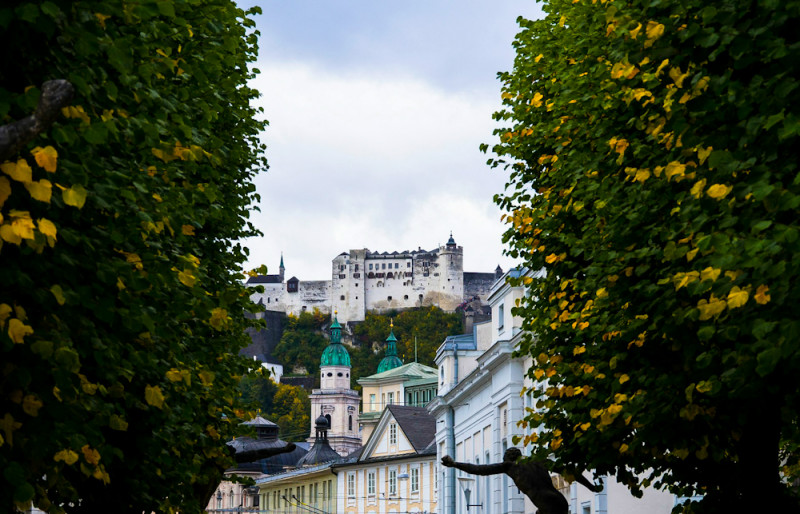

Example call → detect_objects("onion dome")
446 231 457 247
320 311 351 367
377 320 403 373
296 414 340 466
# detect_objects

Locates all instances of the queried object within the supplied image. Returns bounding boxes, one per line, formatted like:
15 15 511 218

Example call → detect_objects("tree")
491 0 800 511
0 1 266 512
272 310 329 378
239 375 310 441
352 307 462 370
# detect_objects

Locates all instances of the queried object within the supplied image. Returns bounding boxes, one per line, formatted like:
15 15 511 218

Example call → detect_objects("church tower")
377 320 403 374
279 253 285 282
308 312 361 456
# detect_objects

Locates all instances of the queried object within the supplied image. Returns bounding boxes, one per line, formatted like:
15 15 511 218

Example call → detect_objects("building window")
368 471 376 495
382 263 386 269
404 294 408 300
395 263 399 269
498 303 505 331
388 392 394 405
389 469 397 496
347 473 355 497
411 466 420 493
370 394 376 410
387 295 392 301
355 264 359 271
407 261 411 268
229 490 234 508
390 422 397 444
340 295 345 300
369 263 373 270
349 415 353 431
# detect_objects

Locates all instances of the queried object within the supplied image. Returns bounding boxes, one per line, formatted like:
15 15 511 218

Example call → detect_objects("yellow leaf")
178 269 196 287
669 66 689 88
31 146 58 172
81 444 101 465
645 21 664 42
727 286 749 309
11 213 35 240
672 271 699 290
619 443 629 453
0 177 11 207
145 385 165 409
629 23 642 39
38 218 57 241
535 53 544 63
559 15 566 27
580 422 591 430
664 161 686 180
634 168 650 182
209 308 229 330
596 288 608 298
0 304 11 327
706 183 733 199
8 318 33 343
754 285 771 305
531 92 544 107
1 159 33 183
24 179 52 203
54 449 79 465
686 248 698 261
545 253 558 264
573 346 586 355
697 295 726 320
619 374 630 384
50 285 66 305
690 178 707 198
700 267 721 282
94 12 110 28
22 395 42 416
697 146 713 165
0 224 22 244
62 184 87 208
198 370 215 386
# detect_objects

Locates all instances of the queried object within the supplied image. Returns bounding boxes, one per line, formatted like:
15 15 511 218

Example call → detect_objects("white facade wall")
253 241 470 324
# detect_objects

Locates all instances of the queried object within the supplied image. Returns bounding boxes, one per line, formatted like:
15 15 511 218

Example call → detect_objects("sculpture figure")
441 447 602 514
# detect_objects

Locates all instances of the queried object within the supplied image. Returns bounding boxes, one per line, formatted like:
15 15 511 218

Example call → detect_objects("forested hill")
272 307 462 388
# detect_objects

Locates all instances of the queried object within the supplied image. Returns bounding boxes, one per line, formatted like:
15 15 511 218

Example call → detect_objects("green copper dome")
321 313 351 367
377 324 403 373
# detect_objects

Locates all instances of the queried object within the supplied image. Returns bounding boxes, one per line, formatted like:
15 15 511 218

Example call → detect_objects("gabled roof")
387 405 436 452
358 405 436 461
357 362 437 384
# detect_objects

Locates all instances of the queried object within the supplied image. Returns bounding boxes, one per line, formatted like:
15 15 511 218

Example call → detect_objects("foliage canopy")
492 0 800 510
0 0 266 512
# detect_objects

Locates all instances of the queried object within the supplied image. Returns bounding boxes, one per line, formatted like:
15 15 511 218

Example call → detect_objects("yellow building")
334 405 438 514
256 462 338 513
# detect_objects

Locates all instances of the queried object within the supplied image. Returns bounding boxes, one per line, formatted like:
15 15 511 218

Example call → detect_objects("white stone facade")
309 364 361 457
248 237 495 324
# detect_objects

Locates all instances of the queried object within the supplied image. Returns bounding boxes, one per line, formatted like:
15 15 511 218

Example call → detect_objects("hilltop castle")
246 234 500 324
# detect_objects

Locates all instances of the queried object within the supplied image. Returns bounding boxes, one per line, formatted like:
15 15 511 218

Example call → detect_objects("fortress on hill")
246 234 500 324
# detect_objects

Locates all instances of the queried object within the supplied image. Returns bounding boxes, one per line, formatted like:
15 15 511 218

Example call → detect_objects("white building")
429 269 675 514
246 235 500 324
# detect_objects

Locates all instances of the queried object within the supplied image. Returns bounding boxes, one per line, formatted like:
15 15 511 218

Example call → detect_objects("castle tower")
377 320 403 374
308 312 361 456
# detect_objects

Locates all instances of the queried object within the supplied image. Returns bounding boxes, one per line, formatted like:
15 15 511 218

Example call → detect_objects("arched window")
348 415 353 431
325 413 331 427
229 490 235 508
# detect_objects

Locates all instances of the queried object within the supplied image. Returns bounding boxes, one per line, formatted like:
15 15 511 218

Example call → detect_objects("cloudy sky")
238 1 544 280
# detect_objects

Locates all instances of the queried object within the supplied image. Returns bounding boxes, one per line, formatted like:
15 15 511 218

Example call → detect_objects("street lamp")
463 487 483 512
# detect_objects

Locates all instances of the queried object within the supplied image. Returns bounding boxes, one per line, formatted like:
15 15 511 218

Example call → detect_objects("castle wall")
247 240 490 325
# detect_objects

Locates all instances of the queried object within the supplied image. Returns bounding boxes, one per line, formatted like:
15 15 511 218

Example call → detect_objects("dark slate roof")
246 274 282 284
386 405 436 452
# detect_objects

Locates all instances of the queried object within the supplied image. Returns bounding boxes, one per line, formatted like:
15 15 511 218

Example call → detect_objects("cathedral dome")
321 312 351 367
377 323 403 373
321 341 351 367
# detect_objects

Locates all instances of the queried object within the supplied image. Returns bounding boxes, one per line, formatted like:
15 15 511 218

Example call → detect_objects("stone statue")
441 447 602 514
